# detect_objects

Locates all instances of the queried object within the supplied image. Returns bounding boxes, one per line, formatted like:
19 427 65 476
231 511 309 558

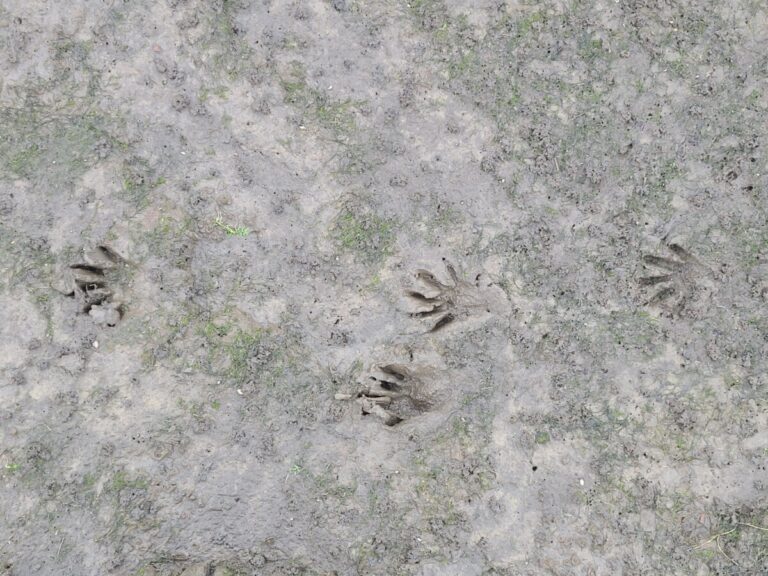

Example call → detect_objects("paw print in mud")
355 363 442 426
406 260 506 332
56 246 128 327
639 243 713 315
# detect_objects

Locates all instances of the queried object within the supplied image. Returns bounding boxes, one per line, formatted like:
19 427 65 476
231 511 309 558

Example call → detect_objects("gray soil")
1 1 767 575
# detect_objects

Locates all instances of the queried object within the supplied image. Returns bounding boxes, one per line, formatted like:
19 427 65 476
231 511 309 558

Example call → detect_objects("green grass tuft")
333 208 396 263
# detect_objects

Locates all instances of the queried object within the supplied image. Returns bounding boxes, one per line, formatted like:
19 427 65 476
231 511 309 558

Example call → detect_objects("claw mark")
667 243 695 263
379 364 408 380
638 274 673 286
405 290 441 304
429 313 455 333
646 286 676 306
359 398 403 426
414 269 451 290
642 255 684 271
93 245 125 265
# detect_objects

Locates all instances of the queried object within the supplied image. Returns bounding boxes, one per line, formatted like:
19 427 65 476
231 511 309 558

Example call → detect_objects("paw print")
357 363 440 426
337 259 506 427
58 246 128 326
639 243 712 315
406 260 502 332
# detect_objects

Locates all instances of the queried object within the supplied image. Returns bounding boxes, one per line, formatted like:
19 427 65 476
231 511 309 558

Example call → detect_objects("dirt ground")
1 0 767 574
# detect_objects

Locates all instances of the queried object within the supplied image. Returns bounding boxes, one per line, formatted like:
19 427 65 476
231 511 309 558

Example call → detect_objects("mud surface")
1 1 768 574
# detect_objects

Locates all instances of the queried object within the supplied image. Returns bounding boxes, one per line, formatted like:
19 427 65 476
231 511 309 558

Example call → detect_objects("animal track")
639 243 712 315
338 261 506 426
356 363 440 426
406 260 503 332
57 246 127 327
